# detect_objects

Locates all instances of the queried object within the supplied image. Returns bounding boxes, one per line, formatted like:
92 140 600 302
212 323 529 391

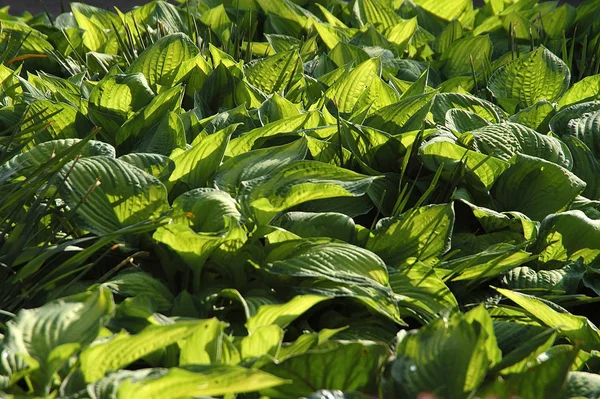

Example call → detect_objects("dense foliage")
4 0 600 397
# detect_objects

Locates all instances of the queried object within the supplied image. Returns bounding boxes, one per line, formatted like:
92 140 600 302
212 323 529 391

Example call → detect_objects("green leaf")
171 188 242 232
562 109 600 159
226 112 314 157
495 288 600 351
364 92 435 134
487 46 570 110
470 122 573 168
241 160 378 224
117 365 288 399
558 74 600 109
412 0 470 21
389 262 458 320
384 305 500 398
561 371 600 399
444 108 490 133
178 318 231 366
0 139 115 180
441 35 492 78
246 295 330 333
57 156 169 237
537 210 600 265
420 139 510 190
153 222 242 273
325 58 380 114
431 92 506 123
241 325 285 360
440 243 533 282
503 262 585 294
103 271 174 312
353 0 403 30
169 124 236 188
508 100 555 132
561 135 600 199
88 73 154 136
215 137 308 195
245 50 302 95
19 100 93 147
493 154 585 221
4 288 114 392
118 153 175 183
276 211 357 243
115 86 183 147
80 321 208 382
260 341 388 399
127 33 199 90
367 204 454 266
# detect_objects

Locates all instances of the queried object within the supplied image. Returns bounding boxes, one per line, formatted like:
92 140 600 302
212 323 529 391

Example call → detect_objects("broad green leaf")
495 288 600 351
178 318 232 366
431 92 506 124
412 0 470 21
256 0 315 37
470 122 573 168
258 93 302 124
102 271 174 312
153 222 242 273
389 262 458 320
353 0 403 29
420 139 510 190
88 73 154 136
169 124 235 188
115 86 183 147
245 50 302 95
561 371 600 399
72 7 108 52
487 46 570 111
502 345 577 399
439 243 533 282
444 108 490 133
558 74 600 109
226 112 314 157
325 58 380 114
276 211 356 243
127 33 199 89
215 137 308 195
117 365 287 399
261 341 388 399
265 240 389 286
4 288 114 392
241 160 378 224
241 325 284 360
384 305 500 398
508 100 555 132
441 35 492 78
367 204 454 266
537 210 600 264
493 154 585 221
549 101 600 135
80 321 207 382
246 295 330 333
562 135 600 199
503 261 585 294
0 139 115 180
136 111 187 156
19 100 93 147
563 109 600 159
118 153 175 183
364 92 435 134
57 156 169 237
171 188 241 232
